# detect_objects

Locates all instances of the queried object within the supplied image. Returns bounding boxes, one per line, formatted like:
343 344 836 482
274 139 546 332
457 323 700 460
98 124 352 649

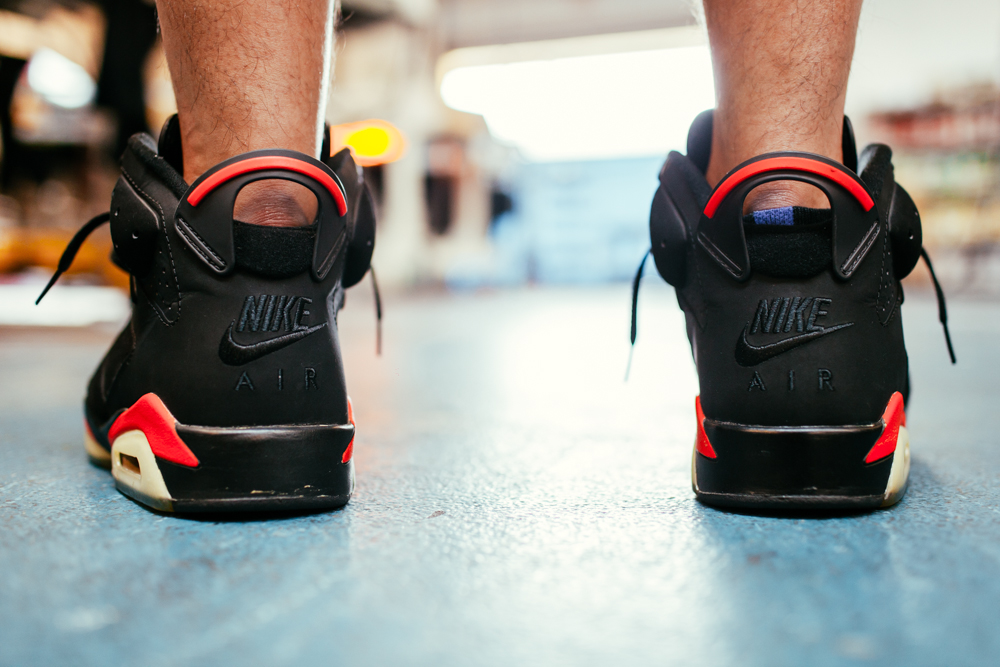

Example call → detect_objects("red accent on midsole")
864 392 905 464
186 156 348 216
703 156 875 218
342 398 355 464
695 396 717 459
108 394 200 468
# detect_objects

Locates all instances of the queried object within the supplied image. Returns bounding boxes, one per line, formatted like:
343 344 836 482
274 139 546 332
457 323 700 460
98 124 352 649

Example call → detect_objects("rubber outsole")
692 440 909 510
86 397 356 513
692 395 910 511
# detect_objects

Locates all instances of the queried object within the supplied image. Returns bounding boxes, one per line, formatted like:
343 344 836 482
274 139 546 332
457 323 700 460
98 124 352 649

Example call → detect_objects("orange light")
329 119 406 167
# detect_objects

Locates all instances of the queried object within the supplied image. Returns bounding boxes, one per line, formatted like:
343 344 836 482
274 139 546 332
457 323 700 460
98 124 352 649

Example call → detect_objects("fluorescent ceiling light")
26 47 96 109
440 30 715 162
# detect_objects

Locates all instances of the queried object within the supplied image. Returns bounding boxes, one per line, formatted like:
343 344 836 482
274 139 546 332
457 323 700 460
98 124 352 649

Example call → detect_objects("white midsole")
109 429 175 512
881 425 910 506
84 430 112 467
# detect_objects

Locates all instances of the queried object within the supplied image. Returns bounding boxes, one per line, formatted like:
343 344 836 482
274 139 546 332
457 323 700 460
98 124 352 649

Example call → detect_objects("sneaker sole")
692 392 910 511
86 393 355 513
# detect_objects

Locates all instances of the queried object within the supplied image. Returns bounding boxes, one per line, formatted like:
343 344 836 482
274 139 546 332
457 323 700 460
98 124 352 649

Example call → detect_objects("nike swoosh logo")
218 321 327 366
735 322 853 367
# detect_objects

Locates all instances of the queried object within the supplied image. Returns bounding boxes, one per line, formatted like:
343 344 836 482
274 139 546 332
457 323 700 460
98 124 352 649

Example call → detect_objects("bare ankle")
742 181 830 212
233 181 318 227
706 126 839 213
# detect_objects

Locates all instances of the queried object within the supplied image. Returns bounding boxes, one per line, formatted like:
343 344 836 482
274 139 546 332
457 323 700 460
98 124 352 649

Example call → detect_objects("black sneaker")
636 111 954 511
39 116 377 512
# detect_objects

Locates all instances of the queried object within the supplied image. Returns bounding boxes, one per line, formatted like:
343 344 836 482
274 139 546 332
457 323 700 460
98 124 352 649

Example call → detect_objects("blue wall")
451 156 665 287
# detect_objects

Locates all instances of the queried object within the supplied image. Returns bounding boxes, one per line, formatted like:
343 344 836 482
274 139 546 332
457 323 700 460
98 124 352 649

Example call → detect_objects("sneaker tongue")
742 206 833 278
742 206 832 227
232 220 315 278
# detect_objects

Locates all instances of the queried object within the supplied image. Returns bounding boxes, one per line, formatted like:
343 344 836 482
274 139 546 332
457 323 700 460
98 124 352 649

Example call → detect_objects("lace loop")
35 212 111 305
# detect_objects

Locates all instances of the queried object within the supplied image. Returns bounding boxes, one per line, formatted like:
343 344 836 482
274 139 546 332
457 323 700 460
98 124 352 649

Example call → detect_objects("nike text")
751 297 832 334
238 295 313 333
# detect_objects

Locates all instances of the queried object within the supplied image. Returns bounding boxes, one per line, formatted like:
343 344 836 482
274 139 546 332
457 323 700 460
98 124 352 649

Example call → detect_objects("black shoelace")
36 212 385 356
627 246 956 377
370 266 382 356
625 249 650 381
35 211 111 305
920 247 956 364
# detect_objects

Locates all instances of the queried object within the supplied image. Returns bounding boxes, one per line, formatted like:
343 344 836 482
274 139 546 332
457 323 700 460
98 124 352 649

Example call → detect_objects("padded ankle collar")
698 151 878 281
650 140 920 288
174 149 348 280
147 116 375 287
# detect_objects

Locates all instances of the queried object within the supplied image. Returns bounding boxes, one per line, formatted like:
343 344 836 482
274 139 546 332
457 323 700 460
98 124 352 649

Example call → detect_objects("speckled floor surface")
1 284 997 666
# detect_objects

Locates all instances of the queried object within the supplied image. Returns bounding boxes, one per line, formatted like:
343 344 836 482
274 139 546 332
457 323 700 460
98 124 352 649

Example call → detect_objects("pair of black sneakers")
42 112 950 513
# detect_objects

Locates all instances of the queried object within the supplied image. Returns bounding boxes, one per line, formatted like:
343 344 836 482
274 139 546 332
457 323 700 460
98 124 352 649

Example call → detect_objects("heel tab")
697 151 879 281
175 149 348 280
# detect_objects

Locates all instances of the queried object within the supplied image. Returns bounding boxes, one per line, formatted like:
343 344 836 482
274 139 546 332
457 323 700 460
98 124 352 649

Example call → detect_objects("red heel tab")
704 155 874 219
695 396 717 459
864 391 905 464
186 155 348 216
108 393 200 468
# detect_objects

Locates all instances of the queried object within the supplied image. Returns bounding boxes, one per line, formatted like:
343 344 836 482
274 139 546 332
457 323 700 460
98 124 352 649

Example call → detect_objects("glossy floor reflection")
1 283 998 666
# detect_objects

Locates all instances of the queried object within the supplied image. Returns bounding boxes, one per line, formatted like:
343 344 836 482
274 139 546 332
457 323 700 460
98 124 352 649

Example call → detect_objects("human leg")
157 0 336 225
703 0 863 210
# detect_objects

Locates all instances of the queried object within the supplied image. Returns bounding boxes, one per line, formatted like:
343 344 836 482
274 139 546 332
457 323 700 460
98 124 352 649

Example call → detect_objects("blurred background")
0 0 998 326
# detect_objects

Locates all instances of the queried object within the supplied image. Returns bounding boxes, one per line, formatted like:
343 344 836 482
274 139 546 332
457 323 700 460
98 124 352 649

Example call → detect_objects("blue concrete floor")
1 283 998 666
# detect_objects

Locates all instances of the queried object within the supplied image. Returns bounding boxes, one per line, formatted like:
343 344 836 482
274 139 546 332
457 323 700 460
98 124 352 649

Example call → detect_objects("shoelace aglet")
943 325 956 365
624 345 635 382
921 248 956 364
35 211 111 306
36 227 82 304
35 272 62 305
625 249 650 382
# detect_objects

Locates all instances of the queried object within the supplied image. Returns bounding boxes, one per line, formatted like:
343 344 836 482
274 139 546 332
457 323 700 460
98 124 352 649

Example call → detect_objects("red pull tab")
186 155 348 216
704 156 874 219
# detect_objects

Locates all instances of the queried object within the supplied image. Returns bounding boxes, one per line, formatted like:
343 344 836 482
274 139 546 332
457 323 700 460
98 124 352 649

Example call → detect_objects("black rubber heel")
693 419 898 511
161 423 356 512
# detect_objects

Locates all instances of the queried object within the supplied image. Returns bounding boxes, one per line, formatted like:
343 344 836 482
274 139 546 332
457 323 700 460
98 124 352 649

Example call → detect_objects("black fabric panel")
157 114 185 177
662 150 712 215
85 321 136 426
232 220 315 278
686 109 714 174
127 133 189 199
858 144 893 204
744 208 832 278
842 116 858 172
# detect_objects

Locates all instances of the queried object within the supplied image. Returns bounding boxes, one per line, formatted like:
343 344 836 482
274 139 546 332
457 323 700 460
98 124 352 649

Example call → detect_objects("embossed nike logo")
218 322 326 366
735 322 853 367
